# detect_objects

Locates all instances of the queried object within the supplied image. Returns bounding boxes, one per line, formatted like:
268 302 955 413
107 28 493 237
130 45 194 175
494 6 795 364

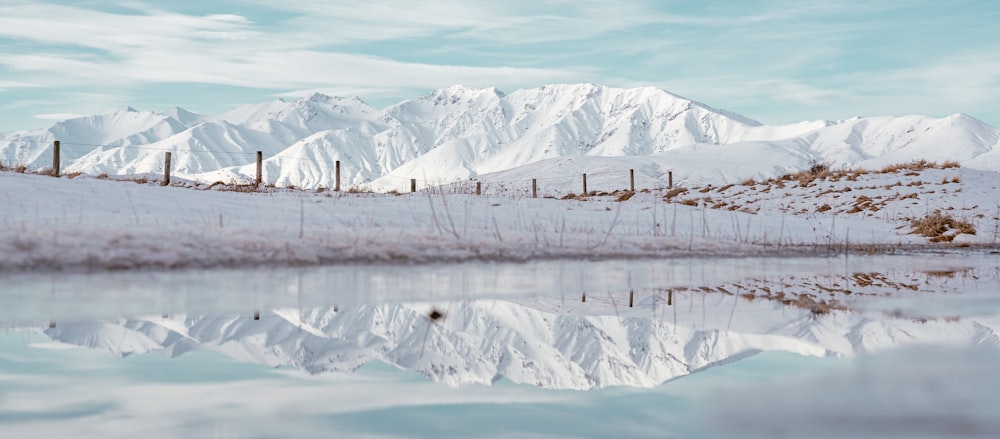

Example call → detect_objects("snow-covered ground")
2 162 997 272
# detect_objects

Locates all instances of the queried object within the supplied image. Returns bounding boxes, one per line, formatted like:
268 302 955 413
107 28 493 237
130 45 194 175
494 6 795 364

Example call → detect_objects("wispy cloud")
35 113 86 121
0 0 998 130
0 2 577 96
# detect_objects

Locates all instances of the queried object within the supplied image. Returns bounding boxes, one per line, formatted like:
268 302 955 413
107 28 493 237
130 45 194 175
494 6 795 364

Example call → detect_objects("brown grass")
615 191 635 202
664 187 688 199
941 160 960 169
879 159 939 174
910 211 976 242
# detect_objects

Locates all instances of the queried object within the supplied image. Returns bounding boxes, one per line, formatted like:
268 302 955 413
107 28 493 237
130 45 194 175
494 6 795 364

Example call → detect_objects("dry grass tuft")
941 160 961 169
664 187 688 199
615 191 635 202
910 211 976 242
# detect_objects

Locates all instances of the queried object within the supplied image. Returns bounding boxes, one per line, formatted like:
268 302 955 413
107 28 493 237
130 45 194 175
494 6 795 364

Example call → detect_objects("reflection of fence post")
668 171 673 189
532 179 537 198
476 181 481 195
255 151 262 186
51 140 60 177
582 173 588 195
629 289 634 307
162 152 172 186
335 160 341 192
410 178 416 193
630 169 635 192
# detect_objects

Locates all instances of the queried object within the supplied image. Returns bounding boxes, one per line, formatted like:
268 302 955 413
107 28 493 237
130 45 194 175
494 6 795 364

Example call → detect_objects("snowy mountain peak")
162 106 205 127
421 85 506 104
2 83 999 188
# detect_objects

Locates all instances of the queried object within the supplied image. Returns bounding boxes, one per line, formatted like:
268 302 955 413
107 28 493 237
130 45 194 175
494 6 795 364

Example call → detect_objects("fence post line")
51 140 60 177
476 181 481 195
582 173 588 195
255 151 263 186
532 178 537 198
410 178 416 193
629 169 635 192
162 151 172 186
335 160 341 191
668 171 673 189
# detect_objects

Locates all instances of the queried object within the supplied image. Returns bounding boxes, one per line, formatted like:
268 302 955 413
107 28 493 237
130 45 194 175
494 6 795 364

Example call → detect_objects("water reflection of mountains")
40 268 1000 389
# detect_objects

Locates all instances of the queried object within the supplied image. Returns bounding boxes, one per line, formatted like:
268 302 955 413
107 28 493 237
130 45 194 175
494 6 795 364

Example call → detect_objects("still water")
1 253 998 438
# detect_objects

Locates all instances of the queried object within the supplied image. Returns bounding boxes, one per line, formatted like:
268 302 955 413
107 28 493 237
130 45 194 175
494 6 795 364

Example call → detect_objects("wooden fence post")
668 289 673 306
629 289 634 307
582 173 588 195
51 140 60 177
255 151 262 186
476 181 481 195
532 179 537 198
668 171 673 189
335 160 341 192
162 151 172 186
629 169 635 192
410 178 416 193
582 293 586 303
253 310 260 321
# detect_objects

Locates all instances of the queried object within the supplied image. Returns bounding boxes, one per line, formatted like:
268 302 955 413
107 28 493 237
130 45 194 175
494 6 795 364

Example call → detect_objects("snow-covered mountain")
40 296 1000 389
3 84 999 189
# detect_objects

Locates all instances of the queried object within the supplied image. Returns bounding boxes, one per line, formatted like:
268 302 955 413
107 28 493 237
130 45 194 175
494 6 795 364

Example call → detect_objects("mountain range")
3 84 999 190
40 296 1000 389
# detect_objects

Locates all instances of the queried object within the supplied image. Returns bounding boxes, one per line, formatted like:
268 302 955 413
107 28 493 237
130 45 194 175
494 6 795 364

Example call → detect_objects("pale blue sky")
1 0 998 132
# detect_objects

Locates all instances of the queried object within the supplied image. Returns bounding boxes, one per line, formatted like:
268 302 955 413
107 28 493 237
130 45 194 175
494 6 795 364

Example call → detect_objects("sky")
1 0 998 132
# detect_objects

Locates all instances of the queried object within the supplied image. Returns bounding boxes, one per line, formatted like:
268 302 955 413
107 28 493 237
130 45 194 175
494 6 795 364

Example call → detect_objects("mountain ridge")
2 84 998 189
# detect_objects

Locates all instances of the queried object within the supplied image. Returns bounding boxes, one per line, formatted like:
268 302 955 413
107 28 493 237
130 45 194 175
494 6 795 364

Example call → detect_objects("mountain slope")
2 84 998 189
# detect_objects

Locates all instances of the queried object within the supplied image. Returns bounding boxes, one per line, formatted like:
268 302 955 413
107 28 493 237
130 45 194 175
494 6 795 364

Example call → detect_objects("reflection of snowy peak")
41 298 1000 389
3 84 999 189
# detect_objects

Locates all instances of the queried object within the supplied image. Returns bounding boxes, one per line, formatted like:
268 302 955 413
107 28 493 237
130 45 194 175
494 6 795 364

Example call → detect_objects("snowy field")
1 162 999 437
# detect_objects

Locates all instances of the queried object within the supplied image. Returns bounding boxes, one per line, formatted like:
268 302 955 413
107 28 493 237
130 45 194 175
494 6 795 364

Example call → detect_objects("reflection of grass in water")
650 267 995 317
922 268 975 278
